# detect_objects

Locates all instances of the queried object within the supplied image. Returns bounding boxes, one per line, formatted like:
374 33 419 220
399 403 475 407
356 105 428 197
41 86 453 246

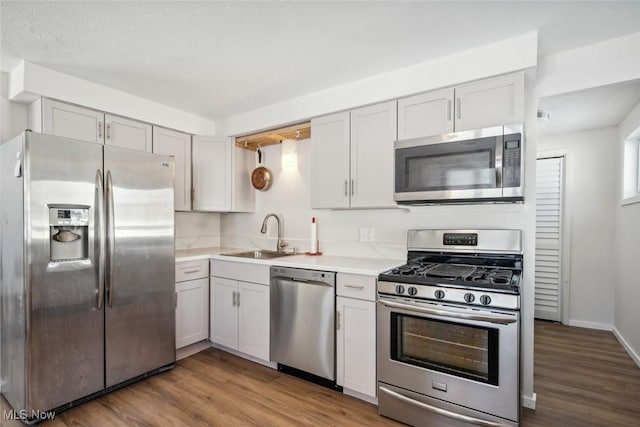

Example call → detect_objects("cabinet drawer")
211 259 270 285
176 259 209 282
337 273 376 301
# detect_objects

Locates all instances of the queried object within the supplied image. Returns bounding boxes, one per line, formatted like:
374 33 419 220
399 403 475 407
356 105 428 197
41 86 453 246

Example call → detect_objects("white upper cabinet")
311 101 397 209
455 73 525 132
350 101 397 208
311 111 351 209
106 114 152 152
40 98 104 144
397 72 525 140
153 126 192 211
192 136 254 212
397 88 454 140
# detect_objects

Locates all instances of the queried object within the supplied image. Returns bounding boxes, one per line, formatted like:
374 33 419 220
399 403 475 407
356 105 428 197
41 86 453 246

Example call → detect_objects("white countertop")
176 247 404 276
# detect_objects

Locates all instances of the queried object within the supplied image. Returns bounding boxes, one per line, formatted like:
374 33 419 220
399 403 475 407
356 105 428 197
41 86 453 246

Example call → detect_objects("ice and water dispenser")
49 207 89 262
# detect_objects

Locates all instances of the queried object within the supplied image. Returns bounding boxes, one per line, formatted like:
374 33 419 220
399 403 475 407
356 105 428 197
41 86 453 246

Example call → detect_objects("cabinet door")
350 101 397 208
455 72 525 131
42 98 104 144
237 281 270 361
176 277 209 349
336 297 376 397
105 114 152 152
192 136 231 211
397 88 454 140
211 277 238 349
153 127 192 211
311 112 350 209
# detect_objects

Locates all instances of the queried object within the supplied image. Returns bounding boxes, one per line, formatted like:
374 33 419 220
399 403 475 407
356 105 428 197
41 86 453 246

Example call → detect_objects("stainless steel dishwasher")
270 266 337 385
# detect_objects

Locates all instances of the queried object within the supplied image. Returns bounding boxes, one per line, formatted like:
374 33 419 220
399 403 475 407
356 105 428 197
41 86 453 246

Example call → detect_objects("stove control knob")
434 290 445 300
408 287 418 296
480 295 492 305
395 285 405 294
464 293 475 303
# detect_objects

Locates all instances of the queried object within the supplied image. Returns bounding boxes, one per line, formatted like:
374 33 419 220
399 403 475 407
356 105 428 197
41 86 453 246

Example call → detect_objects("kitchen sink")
222 250 297 260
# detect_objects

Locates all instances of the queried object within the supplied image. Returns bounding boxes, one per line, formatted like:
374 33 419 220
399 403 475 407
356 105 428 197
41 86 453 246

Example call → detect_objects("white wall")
614 102 640 365
9 61 216 135
0 72 28 143
538 127 619 328
217 32 537 136
175 212 221 250
537 32 640 98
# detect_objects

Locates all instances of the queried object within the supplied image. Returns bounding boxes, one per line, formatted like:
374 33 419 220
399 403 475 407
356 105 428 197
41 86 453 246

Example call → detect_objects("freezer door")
104 146 175 387
24 132 105 412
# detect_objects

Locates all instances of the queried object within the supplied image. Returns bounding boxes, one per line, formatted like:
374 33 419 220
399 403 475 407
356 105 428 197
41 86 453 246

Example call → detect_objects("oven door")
394 126 504 202
377 295 519 423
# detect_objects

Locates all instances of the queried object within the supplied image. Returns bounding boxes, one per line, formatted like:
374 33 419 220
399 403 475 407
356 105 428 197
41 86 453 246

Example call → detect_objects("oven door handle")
379 299 517 324
379 386 511 427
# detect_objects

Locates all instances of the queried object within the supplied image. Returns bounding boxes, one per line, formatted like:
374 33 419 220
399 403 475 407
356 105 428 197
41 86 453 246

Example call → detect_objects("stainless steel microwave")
394 124 524 204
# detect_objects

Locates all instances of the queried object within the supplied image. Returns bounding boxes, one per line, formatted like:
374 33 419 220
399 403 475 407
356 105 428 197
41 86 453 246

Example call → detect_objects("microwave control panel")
503 135 521 188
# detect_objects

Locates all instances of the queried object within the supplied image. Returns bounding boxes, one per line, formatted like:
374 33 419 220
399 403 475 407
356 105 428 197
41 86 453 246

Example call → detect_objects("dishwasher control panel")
270 266 336 285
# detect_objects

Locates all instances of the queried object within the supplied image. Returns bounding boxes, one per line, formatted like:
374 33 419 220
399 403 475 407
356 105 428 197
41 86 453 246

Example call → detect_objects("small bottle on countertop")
310 217 318 254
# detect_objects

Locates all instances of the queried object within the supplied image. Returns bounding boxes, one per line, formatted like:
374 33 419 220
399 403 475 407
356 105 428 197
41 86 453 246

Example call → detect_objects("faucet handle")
278 239 288 250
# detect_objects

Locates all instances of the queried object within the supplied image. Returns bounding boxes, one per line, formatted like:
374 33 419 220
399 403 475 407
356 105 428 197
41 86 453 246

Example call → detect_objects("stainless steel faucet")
260 213 288 252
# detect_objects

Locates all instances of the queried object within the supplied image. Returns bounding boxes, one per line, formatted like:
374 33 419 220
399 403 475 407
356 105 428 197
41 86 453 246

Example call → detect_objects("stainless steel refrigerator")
0 131 176 417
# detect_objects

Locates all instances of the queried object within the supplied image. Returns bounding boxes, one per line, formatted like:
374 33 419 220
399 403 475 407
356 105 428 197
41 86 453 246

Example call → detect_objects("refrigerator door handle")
96 169 105 310
106 170 115 307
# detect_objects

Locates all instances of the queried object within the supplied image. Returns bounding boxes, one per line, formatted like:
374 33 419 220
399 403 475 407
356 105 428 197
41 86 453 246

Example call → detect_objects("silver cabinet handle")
379 299 517 324
232 291 236 306
344 284 364 289
106 170 115 308
237 291 240 307
336 310 341 330
447 100 452 121
106 123 111 140
181 269 200 274
344 180 348 197
351 179 355 196
98 122 104 139
175 292 178 309
95 169 105 310
456 97 461 120
378 387 508 427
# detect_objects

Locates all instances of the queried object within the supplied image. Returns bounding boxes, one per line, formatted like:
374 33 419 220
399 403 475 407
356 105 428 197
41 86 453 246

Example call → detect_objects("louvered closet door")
535 157 564 321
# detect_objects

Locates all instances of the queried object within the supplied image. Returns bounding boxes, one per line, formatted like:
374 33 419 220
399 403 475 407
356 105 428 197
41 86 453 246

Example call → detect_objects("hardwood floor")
2 320 639 426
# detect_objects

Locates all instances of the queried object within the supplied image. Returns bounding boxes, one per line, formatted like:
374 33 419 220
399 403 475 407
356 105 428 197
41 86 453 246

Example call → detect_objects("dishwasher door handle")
272 277 334 287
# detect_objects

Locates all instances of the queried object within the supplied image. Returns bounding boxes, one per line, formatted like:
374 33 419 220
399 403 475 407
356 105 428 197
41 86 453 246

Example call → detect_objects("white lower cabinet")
175 259 210 349
336 274 377 400
211 276 270 361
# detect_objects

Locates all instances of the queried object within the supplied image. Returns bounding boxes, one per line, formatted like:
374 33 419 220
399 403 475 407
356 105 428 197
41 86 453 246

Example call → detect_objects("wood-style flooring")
2 320 639 426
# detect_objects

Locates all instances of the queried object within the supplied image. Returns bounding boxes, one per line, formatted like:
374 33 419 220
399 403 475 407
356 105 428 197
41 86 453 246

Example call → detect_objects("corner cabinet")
336 273 377 400
152 127 192 211
192 136 255 212
311 101 397 209
398 72 525 140
210 260 270 362
175 259 210 349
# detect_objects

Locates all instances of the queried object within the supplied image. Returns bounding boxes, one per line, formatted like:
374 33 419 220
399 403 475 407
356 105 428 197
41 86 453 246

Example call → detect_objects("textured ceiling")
1 1 639 120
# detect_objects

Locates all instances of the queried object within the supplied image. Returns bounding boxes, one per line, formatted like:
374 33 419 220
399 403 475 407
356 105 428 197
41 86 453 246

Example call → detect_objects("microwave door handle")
379 299 517 324
495 134 504 190
379 387 508 427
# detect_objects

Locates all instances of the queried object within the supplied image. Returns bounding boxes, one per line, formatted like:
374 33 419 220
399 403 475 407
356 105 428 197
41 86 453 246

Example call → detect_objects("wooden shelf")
235 122 311 151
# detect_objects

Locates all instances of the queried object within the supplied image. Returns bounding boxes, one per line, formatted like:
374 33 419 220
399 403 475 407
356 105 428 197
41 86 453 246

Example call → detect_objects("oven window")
390 313 499 385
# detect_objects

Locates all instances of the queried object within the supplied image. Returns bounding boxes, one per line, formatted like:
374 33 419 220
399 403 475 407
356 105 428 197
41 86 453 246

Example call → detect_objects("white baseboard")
176 340 212 361
521 392 536 410
568 319 612 331
612 326 640 369
211 342 277 369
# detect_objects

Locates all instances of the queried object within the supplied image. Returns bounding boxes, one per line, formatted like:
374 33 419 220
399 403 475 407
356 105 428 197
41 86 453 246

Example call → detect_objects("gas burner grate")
424 264 476 279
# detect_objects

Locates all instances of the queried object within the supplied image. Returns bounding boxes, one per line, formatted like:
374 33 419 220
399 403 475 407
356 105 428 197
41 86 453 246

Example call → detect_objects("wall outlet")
359 227 375 242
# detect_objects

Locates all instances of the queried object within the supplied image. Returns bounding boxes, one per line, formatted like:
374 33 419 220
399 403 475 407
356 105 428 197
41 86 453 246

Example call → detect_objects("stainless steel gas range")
377 229 522 427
